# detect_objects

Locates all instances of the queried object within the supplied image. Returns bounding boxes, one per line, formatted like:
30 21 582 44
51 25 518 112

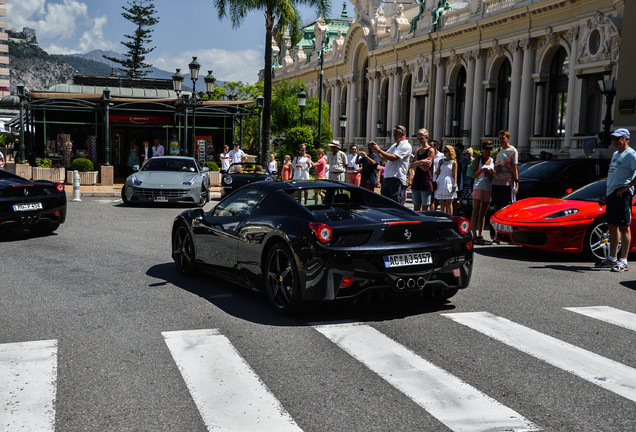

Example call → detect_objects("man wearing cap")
596 128 636 272
372 125 413 203
327 140 347 182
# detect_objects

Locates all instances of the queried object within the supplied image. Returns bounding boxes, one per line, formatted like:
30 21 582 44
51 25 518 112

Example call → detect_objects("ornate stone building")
272 0 628 158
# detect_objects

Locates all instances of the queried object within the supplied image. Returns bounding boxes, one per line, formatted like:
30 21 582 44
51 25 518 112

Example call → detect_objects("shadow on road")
146 262 456 326
474 243 591 264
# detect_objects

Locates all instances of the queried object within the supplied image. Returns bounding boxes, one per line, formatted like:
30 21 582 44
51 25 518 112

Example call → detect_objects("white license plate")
384 252 432 268
13 202 43 211
492 222 514 233
154 196 168 202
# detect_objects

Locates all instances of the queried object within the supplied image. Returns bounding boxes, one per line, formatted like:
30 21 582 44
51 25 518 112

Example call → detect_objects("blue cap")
610 128 630 138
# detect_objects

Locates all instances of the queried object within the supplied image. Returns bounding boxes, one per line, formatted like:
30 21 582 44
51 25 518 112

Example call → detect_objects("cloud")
152 48 263 84
8 0 89 40
78 16 115 52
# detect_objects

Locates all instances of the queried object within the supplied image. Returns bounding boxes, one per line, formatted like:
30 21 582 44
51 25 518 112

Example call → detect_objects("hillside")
9 39 74 92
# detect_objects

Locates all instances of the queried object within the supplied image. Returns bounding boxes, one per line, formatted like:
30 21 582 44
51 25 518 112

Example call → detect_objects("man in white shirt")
152 138 164 157
373 125 413 203
346 145 362 185
228 143 247 165
219 145 231 172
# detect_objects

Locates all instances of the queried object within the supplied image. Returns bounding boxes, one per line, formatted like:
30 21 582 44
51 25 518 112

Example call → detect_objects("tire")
264 243 301 314
197 186 208 207
172 223 196 274
584 220 615 261
121 186 130 205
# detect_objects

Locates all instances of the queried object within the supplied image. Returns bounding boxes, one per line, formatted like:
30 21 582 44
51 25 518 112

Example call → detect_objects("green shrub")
71 157 94 172
203 161 220 171
36 158 52 168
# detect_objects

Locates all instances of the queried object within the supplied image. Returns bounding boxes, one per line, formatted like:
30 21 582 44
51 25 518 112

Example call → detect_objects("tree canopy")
104 0 159 78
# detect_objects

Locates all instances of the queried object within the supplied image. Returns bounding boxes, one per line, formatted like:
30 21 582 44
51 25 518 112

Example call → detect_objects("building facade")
272 0 628 158
0 0 9 99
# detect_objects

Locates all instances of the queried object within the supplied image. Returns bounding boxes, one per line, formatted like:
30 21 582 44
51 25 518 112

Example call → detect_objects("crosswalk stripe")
313 322 540 432
162 329 302 432
564 306 636 332
0 339 58 432
442 312 636 403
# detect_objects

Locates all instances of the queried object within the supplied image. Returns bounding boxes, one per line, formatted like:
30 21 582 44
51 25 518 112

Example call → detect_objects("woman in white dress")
292 144 312 180
268 153 278 178
434 145 458 215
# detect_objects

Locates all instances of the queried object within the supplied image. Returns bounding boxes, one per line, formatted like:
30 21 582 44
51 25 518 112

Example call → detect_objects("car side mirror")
202 167 209 172
132 165 140 171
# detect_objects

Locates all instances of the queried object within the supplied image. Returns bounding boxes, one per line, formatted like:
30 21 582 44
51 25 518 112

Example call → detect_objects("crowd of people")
254 125 520 247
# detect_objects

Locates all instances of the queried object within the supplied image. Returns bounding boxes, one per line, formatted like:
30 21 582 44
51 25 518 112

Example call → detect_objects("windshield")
519 161 567 179
564 179 606 201
141 158 198 173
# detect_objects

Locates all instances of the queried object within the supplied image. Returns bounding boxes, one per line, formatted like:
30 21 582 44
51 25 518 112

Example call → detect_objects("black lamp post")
102 87 111 166
189 57 201 158
598 78 617 148
256 95 264 159
204 70 216 99
297 90 307 126
17 83 26 163
339 113 347 146
172 69 184 98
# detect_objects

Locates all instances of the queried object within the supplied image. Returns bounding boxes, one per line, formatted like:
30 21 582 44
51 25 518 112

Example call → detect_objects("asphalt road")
1 197 635 432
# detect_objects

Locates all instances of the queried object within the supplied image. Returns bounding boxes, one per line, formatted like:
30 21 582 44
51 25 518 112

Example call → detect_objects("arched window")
547 47 568 137
453 67 466 136
495 58 511 132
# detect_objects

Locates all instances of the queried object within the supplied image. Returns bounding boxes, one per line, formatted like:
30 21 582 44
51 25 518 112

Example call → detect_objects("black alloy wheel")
172 223 196 274
265 243 301 314
198 186 208 207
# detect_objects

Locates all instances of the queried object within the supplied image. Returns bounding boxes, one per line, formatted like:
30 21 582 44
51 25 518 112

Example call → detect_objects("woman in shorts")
471 141 495 244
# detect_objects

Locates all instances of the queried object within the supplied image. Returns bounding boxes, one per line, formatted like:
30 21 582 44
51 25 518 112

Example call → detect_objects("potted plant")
203 161 221 186
66 157 98 185
33 158 66 181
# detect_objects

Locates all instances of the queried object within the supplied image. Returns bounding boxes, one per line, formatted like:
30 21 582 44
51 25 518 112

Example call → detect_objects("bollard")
72 170 81 202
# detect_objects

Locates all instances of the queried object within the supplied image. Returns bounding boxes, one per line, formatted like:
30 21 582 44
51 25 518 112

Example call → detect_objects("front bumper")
123 185 200 204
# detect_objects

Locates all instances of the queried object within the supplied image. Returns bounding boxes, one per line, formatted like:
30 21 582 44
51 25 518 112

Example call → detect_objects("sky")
6 0 346 83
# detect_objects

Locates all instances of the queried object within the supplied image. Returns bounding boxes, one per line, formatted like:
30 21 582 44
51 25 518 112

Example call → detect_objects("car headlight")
223 176 233 185
545 208 579 219
131 175 142 186
182 176 198 187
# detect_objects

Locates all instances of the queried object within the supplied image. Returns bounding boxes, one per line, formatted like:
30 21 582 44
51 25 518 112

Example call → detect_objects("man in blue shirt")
596 128 636 272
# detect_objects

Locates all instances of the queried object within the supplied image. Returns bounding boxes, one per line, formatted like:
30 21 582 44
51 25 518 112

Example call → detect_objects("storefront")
10 78 257 180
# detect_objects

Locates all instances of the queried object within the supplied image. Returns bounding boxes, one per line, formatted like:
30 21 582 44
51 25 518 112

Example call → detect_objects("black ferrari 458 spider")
0 169 67 235
172 180 473 314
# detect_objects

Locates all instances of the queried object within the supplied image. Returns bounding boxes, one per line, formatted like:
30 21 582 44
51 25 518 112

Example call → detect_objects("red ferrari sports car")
490 179 636 260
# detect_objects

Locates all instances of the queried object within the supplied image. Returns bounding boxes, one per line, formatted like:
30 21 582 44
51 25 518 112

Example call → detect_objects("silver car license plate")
13 202 43 211
384 252 432 268
154 196 168 202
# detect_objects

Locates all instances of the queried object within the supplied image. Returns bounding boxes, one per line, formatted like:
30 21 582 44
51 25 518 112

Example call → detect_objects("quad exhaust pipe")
20 215 39 224
394 277 427 290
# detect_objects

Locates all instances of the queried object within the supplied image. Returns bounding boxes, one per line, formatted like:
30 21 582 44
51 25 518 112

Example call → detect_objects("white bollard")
72 170 81 202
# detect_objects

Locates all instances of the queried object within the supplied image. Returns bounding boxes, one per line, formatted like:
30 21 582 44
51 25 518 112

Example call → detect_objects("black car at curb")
221 162 273 197
0 169 67 235
172 180 473 314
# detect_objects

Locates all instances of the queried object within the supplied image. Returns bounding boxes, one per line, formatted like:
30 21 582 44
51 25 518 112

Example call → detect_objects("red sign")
109 114 171 125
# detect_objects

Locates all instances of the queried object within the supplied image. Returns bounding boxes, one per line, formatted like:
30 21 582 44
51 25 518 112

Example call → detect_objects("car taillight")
386 220 423 225
56 182 65 192
309 222 333 243
451 216 471 235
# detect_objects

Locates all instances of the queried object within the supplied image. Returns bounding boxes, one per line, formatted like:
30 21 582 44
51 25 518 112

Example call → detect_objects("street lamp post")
339 114 347 146
102 87 111 166
189 57 201 158
17 83 26 163
598 78 617 148
297 90 307 126
256 96 264 159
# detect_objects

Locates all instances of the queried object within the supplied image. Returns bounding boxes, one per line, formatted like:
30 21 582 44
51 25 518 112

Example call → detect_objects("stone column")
366 73 374 140
348 77 358 144
331 82 340 139
345 78 353 147
386 71 395 133
371 74 380 139
533 84 545 137
463 52 476 147
509 41 523 140
471 50 485 149
485 89 495 137
563 28 579 152
433 58 446 140
391 68 402 128
445 93 454 137
517 38 537 153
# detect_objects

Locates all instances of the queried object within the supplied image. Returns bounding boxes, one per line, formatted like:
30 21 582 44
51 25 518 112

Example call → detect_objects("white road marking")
564 306 636 332
162 329 302 432
313 322 540 432
442 312 636 403
0 339 58 432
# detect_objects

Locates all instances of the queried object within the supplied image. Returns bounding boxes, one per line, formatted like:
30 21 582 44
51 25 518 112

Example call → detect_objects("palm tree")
212 0 330 163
